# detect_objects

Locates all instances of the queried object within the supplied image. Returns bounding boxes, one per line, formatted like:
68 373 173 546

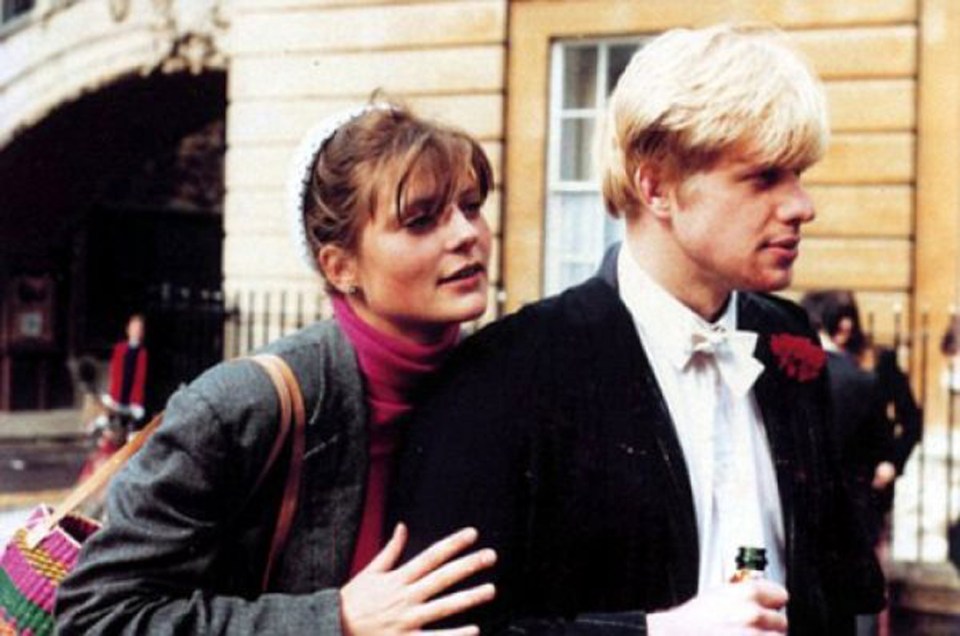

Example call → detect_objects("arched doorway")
0 71 226 413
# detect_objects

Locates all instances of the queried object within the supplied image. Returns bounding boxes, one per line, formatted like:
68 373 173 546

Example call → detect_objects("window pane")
559 117 596 182
3 0 33 21
560 261 596 288
604 214 625 247
563 46 598 109
607 44 639 95
544 192 607 294
546 38 644 297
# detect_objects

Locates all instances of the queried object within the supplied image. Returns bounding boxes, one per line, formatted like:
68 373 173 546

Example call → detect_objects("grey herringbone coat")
56 321 368 635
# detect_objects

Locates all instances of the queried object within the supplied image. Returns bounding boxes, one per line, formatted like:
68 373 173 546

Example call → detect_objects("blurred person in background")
801 289 918 636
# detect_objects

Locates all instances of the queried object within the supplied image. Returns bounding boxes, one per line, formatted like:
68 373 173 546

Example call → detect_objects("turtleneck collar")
332 295 459 426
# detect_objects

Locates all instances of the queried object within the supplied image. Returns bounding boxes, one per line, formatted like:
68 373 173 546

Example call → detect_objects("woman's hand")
340 523 496 636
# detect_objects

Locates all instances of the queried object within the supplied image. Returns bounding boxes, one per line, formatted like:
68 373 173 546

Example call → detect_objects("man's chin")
747 272 793 294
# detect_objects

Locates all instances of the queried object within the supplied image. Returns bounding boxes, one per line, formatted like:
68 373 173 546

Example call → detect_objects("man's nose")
779 176 815 225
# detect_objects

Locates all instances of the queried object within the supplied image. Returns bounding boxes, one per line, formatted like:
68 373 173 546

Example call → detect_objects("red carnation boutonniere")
769 333 826 382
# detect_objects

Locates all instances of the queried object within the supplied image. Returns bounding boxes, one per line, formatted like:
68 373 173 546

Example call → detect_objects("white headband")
286 103 391 273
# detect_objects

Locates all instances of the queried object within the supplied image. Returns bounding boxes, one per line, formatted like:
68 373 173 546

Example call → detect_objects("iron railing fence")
864 307 960 568
148 284 960 568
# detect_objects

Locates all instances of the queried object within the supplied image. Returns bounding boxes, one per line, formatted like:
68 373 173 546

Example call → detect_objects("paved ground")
0 506 32 551
0 439 88 493
0 410 87 552
0 408 85 442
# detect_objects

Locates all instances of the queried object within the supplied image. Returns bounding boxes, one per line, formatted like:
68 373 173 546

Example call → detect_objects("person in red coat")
77 314 149 489
104 313 148 427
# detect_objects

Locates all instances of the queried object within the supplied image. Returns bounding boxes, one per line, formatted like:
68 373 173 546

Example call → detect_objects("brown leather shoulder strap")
248 356 294 496
249 353 307 592
28 353 307 589
26 413 164 547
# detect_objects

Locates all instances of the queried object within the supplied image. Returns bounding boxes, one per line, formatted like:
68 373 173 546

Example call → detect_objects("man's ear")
634 162 671 219
318 244 359 295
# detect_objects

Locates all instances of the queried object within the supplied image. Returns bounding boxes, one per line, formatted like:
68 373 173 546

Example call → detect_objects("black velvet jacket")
393 249 885 635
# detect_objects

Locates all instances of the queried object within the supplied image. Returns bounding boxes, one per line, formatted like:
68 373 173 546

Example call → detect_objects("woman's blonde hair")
599 24 828 219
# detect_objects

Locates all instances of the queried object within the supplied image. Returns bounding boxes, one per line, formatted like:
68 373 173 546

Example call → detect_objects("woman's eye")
460 199 483 218
403 213 437 231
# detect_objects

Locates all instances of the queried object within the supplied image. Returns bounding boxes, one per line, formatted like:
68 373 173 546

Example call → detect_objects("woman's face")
343 158 491 343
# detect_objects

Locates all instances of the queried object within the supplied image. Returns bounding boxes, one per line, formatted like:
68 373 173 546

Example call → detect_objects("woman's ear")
318 244 359 295
634 162 671 219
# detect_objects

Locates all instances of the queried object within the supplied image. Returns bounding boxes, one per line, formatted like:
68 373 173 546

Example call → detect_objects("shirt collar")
617 245 740 372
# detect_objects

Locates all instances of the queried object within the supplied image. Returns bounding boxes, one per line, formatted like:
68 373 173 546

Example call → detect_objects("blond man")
396 24 885 634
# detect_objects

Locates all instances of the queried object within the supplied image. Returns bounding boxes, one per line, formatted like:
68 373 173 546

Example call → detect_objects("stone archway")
0 70 226 411
0 0 228 411
1 0 227 147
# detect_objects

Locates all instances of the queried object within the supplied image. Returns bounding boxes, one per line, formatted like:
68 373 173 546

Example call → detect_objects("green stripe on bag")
0 565 55 635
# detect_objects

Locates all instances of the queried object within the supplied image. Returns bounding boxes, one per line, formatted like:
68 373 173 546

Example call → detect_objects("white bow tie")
684 325 764 397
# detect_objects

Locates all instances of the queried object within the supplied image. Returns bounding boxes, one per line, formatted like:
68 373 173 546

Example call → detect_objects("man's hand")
100 393 117 409
647 579 788 635
872 461 896 490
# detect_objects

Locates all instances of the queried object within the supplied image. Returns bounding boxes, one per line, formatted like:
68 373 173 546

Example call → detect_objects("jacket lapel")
591 251 701 595
736 293 799 570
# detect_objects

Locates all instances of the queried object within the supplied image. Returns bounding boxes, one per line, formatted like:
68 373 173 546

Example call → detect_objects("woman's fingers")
363 523 408 573
410 583 496 628
409 548 496 602
421 626 481 636
398 527 479 583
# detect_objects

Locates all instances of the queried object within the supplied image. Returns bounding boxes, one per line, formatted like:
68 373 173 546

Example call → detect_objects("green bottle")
731 546 767 583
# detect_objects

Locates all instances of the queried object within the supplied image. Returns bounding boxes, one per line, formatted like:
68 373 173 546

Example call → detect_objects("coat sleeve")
391 319 648 635
55 360 344 636
816 370 888 620
878 350 923 474
130 347 148 407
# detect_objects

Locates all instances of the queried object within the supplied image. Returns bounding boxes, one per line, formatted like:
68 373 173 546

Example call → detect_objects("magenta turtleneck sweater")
332 296 459 575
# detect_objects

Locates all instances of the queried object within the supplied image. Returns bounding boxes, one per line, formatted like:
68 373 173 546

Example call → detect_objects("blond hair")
599 24 828 219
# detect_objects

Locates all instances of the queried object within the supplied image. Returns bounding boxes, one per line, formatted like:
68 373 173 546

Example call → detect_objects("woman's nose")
446 206 485 250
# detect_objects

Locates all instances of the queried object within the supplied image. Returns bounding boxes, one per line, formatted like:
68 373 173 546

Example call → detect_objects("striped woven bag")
0 506 100 635
0 354 305 635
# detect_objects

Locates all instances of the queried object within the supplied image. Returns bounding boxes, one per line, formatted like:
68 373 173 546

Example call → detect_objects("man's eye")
755 168 783 188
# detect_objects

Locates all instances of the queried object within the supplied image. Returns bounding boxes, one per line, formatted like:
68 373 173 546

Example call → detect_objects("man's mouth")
766 236 799 251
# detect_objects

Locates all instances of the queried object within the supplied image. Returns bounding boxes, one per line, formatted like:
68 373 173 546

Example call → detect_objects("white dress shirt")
616 247 786 591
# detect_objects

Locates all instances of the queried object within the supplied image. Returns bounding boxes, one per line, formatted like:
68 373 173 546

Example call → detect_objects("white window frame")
543 36 647 296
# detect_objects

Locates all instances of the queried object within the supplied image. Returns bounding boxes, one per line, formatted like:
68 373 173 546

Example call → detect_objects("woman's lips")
439 263 486 285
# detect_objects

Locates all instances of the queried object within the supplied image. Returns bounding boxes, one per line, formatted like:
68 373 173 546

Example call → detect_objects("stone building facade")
0 0 958 426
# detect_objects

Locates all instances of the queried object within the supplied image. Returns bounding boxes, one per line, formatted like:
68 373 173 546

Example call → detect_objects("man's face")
666 147 816 298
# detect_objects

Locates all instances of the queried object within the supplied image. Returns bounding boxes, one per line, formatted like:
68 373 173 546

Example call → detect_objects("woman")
56 104 497 635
